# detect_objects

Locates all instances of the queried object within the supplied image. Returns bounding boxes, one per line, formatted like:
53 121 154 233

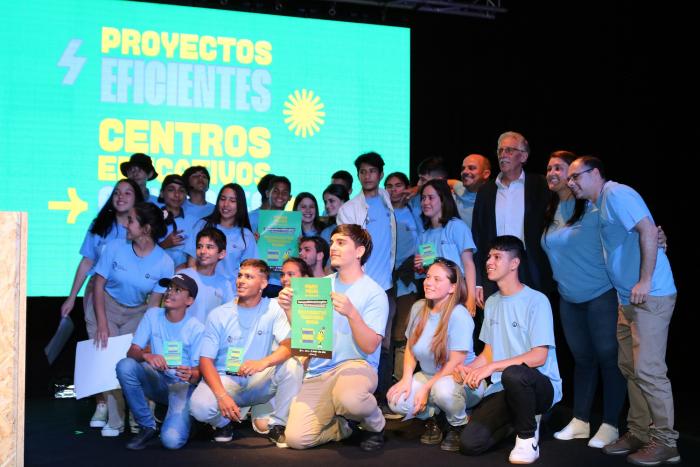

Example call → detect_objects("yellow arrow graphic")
48 188 88 224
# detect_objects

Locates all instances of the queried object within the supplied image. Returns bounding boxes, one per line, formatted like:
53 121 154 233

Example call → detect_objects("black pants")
460 364 554 455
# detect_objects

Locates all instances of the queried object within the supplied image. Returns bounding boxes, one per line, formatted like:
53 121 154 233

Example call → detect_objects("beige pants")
285 360 385 449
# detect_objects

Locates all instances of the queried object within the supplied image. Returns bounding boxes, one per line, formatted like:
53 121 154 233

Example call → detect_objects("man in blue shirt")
116 272 204 450
453 154 492 229
568 156 679 466
188 259 302 448
279 224 389 451
455 236 561 464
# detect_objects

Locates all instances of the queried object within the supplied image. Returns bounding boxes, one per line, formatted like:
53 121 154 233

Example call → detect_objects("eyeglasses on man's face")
566 168 593 183
497 146 525 156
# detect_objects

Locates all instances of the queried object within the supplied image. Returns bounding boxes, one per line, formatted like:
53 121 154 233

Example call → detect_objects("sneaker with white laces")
267 425 288 448
213 422 235 443
101 425 125 437
509 436 539 464
90 402 108 428
588 423 618 448
554 417 590 441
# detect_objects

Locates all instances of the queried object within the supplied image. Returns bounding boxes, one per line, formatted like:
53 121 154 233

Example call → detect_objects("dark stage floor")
25 397 699 467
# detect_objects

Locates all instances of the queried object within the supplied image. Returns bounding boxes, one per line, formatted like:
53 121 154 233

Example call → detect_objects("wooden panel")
0 212 27 467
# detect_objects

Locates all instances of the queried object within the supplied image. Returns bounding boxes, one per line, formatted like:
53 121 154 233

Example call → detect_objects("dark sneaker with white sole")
268 425 288 448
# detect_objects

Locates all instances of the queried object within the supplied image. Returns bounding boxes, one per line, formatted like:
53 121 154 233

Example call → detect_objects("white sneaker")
588 423 618 448
89 402 108 428
554 417 590 440
101 425 124 437
509 436 539 464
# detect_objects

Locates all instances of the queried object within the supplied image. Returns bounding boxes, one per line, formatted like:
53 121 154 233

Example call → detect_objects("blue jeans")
116 358 194 449
559 288 626 426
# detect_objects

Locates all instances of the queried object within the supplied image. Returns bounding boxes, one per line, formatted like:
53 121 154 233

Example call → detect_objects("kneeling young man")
454 236 562 464
189 259 302 447
116 273 204 450
278 224 389 451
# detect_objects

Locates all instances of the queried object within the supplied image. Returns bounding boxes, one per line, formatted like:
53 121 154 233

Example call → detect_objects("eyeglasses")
497 146 525 156
566 168 593 183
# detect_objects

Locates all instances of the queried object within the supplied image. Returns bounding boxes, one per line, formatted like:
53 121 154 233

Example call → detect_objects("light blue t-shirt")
186 219 258 285
79 222 127 275
455 189 477 229
183 199 215 221
132 307 204 368
248 208 261 234
480 286 562 406
409 195 426 234
597 181 676 305
320 223 336 244
306 273 389 378
364 195 394 290
94 240 174 306
394 206 419 297
199 297 290 377
160 211 200 268
419 218 476 274
405 300 475 376
179 267 234 325
540 199 613 303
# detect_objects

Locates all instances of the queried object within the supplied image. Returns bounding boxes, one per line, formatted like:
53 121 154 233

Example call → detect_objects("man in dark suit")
472 131 553 306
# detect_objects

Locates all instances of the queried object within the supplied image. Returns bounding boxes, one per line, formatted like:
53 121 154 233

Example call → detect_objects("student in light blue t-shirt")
185 183 257 286
568 156 680 465
116 273 204 450
180 227 234 325
279 224 389 452
415 179 477 317
93 202 174 437
456 236 561 465
294 192 326 238
61 178 144 430
189 259 302 448
158 174 199 269
387 258 483 452
181 166 215 221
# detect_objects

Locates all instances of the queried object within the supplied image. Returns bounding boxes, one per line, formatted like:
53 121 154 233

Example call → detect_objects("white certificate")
74 334 133 399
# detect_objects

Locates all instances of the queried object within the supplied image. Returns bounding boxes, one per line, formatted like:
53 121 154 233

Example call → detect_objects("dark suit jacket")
471 172 554 299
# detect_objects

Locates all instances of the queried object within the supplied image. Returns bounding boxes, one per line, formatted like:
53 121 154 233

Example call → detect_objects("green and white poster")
291 277 333 358
257 210 302 271
0 0 410 296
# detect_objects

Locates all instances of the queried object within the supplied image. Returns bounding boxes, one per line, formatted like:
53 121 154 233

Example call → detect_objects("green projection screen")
0 0 410 296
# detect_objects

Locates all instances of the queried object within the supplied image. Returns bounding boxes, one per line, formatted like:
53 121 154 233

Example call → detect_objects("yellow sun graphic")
283 89 326 138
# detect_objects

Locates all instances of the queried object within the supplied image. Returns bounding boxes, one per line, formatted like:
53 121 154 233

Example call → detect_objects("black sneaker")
440 425 463 452
126 426 158 450
380 402 402 420
268 425 288 448
360 429 385 452
213 422 235 443
420 417 443 445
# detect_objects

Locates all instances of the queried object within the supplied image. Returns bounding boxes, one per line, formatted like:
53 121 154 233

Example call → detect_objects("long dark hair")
133 202 168 242
293 192 326 233
322 183 349 225
90 179 144 237
419 179 459 229
203 183 252 248
543 151 586 237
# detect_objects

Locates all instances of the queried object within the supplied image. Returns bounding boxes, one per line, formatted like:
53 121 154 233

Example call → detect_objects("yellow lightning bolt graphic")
48 188 88 224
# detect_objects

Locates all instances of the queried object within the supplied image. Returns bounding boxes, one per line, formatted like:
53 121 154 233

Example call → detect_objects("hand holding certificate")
290 277 333 358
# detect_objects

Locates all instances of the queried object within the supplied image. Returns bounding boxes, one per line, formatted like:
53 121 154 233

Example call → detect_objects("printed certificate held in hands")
290 277 333 358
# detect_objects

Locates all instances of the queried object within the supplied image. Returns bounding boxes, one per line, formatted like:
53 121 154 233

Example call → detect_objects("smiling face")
280 261 303 289
497 135 528 175
112 181 137 214
126 207 147 241
323 193 343 217
217 187 238 225
297 197 317 224
268 181 291 210
546 157 571 196
420 184 443 223
196 235 226 268
423 262 456 304
485 248 519 283
236 265 267 301
566 159 600 201
461 154 490 192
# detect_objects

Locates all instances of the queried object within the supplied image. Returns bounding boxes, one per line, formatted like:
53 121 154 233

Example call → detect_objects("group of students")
60 137 679 465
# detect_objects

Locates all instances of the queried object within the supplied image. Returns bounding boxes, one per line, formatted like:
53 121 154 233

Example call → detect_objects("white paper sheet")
74 334 133 399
